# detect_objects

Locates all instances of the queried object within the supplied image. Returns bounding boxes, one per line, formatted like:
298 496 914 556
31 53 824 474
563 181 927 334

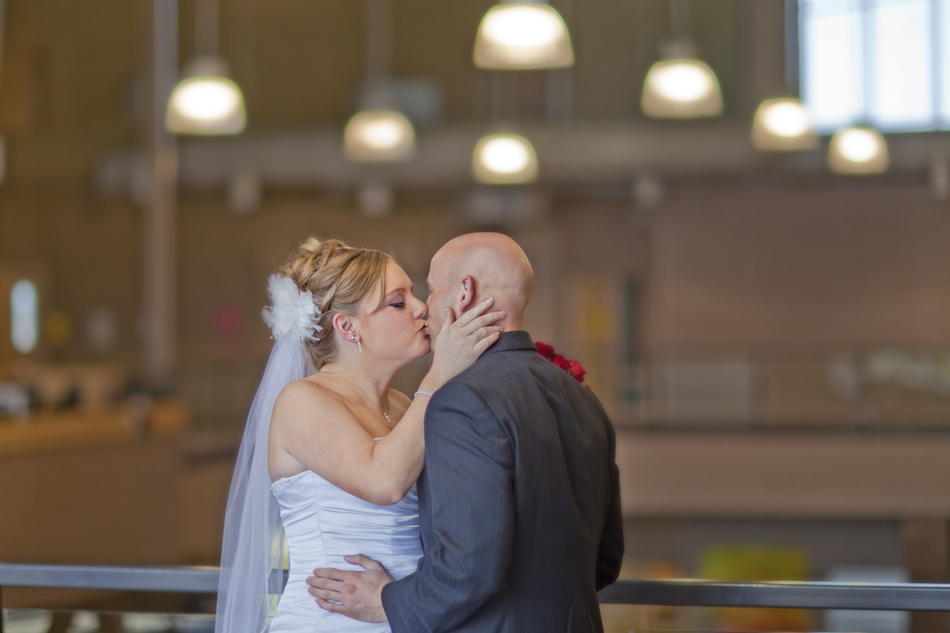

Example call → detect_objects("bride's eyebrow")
385 286 411 300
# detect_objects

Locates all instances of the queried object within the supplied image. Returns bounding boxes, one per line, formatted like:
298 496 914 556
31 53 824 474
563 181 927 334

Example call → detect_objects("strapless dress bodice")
268 460 422 633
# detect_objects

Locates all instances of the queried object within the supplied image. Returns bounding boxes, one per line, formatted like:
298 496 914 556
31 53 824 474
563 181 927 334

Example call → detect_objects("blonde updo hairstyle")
278 237 390 369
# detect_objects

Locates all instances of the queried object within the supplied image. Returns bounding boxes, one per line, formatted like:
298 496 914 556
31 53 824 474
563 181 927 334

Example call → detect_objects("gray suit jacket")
381 331 624 633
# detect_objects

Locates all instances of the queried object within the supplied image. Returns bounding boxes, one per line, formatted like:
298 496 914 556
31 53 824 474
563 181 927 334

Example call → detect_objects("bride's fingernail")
487 298 493 304
499 311 506 317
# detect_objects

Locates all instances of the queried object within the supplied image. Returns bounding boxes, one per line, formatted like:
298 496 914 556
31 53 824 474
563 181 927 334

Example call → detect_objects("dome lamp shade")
343 110 416 162
472 134 539 184
751 97 819 151
166 57 247 135
641 57 723 119
473 3 574 70
828 126 889 175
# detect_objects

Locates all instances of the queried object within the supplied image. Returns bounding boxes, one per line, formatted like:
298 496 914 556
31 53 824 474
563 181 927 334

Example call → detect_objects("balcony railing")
1 562 949 629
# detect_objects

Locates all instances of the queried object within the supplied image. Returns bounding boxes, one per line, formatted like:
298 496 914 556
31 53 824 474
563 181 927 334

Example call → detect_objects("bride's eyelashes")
390 302 407 309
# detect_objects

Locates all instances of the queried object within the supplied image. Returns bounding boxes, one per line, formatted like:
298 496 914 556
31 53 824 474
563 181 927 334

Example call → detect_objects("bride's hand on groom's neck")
421 298 505 392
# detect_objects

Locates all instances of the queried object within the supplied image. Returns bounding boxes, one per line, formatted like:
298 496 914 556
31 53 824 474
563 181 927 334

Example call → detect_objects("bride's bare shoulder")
272 378 350 424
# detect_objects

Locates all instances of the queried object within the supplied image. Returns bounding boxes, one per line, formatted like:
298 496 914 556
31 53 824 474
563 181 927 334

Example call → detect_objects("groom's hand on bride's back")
307 554 394 623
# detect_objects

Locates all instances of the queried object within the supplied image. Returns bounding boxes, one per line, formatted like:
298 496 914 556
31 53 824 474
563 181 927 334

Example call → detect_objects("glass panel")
3 608 51 633
941 0 950 127
652 358 754 423
2 609 215 633
865 351 950 424
801 0 946 132
10 279 39 354
870 0 934 130
762 357 859 425
801 0 865 132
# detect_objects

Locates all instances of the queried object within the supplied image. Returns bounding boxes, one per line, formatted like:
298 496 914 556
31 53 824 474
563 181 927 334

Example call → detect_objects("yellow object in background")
45 309 71 348
700 546 810 632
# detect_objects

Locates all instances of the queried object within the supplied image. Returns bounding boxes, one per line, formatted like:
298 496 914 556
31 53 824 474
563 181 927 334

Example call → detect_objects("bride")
214 237 505 633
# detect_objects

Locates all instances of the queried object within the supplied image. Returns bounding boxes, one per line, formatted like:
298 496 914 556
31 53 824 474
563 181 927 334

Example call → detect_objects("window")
10 279 38 354
800 0 950 132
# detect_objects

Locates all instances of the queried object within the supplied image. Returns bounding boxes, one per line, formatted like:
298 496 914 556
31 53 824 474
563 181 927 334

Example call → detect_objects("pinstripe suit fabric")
381 331 624 633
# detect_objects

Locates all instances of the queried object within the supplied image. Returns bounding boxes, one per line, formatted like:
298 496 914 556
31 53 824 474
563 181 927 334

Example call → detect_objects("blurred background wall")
1 0 949 630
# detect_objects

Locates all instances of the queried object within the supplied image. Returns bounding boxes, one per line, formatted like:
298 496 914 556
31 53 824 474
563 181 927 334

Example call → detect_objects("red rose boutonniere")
535 342 587 384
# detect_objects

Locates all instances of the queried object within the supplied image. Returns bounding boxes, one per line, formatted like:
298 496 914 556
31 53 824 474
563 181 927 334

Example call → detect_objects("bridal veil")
215 276 320 633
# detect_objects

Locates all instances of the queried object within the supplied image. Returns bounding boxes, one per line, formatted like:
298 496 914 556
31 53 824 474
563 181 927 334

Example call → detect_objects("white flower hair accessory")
262 274 323 342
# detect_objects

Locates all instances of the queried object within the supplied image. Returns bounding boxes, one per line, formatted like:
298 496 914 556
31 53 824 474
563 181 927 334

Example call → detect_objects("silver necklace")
321 373 392 425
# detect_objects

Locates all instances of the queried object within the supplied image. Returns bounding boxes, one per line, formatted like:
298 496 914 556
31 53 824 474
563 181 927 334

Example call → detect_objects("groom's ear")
458 275 476 313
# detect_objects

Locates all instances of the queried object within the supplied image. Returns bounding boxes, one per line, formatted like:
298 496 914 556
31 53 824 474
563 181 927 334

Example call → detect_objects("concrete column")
144 0 178 390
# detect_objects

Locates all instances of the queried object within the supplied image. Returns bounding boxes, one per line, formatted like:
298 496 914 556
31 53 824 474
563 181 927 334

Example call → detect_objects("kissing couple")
215 232 623 633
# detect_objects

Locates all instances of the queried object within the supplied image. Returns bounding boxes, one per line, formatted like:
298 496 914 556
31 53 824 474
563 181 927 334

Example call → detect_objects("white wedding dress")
268 440 423 633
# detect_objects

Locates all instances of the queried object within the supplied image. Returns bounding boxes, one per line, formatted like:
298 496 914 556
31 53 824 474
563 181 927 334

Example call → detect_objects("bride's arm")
271 301 504 505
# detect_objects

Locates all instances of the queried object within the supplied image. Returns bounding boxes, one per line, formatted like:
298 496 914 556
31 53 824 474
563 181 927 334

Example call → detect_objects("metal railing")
1 563 949 627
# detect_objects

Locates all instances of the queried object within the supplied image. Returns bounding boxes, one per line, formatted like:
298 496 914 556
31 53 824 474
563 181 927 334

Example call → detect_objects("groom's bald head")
427 233 533 334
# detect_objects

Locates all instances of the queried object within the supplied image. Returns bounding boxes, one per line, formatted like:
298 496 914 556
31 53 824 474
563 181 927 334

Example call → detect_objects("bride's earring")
355 336 362 353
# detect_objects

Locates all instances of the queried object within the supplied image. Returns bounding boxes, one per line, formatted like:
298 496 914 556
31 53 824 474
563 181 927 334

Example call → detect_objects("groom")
307 232 624 632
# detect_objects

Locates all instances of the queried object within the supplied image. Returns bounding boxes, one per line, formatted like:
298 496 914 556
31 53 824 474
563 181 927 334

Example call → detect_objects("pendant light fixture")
824 2 887 175
343 0 416 163
471 2 544 186
828 126 889 174
166 0 246 135
472 134 538 184
641 2 722 119
752 98 818 151
344 109 415 162
473 1 574 70
750 2 817 151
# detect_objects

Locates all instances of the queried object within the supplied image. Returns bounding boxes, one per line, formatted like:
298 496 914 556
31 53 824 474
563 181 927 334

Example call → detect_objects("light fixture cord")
784 0 800 91
670 0 691 43
0 0 6 86
366 0 393 78
196 0 219 58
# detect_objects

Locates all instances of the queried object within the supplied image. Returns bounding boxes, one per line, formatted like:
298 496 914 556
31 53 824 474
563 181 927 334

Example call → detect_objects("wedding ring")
473 330 483 341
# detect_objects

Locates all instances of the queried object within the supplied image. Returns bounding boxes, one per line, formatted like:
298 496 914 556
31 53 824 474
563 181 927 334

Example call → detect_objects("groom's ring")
472 330 483 341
